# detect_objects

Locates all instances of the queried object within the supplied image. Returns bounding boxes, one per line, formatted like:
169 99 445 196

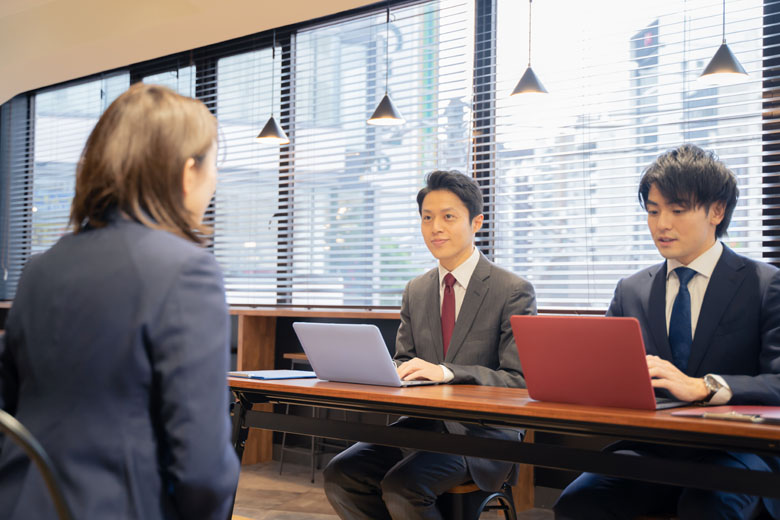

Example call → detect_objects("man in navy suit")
554 144 780 519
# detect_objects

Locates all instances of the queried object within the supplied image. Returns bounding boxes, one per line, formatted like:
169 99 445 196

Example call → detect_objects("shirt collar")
666 240 723 280
438 246 481 290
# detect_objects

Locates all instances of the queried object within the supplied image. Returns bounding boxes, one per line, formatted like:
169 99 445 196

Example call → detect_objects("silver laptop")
292 322 439 387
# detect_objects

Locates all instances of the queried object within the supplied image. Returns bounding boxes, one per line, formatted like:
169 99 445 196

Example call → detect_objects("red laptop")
510 315 686 410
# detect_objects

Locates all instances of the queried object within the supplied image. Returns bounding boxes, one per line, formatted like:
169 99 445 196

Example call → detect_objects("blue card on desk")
229 370 317 380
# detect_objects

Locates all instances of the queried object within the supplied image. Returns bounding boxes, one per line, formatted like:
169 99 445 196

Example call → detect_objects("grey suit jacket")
394 253 536 491
606 244 780 517
0 214 239 520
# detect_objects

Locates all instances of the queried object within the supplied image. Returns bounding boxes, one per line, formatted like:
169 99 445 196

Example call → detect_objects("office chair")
438 480 517 520
0 409 75 520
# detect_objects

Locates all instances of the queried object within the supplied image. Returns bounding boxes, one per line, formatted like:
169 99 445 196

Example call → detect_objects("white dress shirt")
664 240 731 404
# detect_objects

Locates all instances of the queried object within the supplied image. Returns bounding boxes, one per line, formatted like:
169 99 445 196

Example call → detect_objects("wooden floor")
232 460 554 519
233 461 339 520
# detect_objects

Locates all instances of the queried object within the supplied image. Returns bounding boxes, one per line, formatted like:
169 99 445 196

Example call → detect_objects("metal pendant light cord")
272 29 276 116
385 4 390 95
721 0 726 44
528 0 533 67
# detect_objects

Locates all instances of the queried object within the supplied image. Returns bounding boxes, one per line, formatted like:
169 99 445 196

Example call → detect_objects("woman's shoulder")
122 221 218 275
53 218 218 281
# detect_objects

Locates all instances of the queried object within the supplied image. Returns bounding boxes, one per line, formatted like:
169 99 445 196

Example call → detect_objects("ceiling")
0 0 378 105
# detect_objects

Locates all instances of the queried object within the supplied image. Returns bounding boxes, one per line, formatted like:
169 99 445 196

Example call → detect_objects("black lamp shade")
699 43 748 85
367 93 405 126
511 66 548 96
256 115 289 145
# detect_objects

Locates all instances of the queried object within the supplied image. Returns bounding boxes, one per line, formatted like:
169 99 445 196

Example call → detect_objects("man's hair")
70 82 217 244
416 170 483 221
638 144 738 238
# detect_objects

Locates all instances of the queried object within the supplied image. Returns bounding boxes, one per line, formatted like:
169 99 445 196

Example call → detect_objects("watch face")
704 374 721 394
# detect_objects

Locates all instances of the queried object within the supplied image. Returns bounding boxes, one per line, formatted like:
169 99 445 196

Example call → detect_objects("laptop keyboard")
655 397 688 410
399 379 441 387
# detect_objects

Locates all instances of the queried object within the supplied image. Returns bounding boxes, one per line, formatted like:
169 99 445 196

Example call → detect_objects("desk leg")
231 394 250 463
236 315 275 464
228 394 251 520
513 430 535 511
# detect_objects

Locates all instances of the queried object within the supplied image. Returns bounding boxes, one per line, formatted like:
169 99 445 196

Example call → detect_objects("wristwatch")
703 373 724 402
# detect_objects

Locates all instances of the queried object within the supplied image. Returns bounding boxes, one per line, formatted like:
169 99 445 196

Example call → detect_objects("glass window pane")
32 74 129 255
494 0 763 309
290 0 472 306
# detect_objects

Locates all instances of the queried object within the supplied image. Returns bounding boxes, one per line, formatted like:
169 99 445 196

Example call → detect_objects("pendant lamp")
699 0 748 86
511 0 548 96
368 4 405 126
257 30 290 145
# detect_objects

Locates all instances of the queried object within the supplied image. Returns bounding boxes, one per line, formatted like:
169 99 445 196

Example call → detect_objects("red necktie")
441 273 456 357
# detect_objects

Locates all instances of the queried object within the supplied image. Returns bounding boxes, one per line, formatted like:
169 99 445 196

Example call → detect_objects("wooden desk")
229 306 400 463
229 378 780 504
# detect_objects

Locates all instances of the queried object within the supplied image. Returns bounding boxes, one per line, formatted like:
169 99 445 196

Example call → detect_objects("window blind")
0 95 32 299
143 67 197 96
30 75 129 258
216 0 473 305
213 44 286 304
490 0 771 309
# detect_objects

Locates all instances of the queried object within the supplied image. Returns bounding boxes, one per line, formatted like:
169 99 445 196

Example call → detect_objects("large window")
31 75 129 256
493 0 766 308
215 47 284 304
211 0 472 306
0 0 776 308
287 0 472 306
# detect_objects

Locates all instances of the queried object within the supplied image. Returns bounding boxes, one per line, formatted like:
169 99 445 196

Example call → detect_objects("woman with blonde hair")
0 83 239 519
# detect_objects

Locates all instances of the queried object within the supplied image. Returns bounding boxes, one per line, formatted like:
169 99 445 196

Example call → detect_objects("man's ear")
709 201 726 227
181 157 197 196
471 213 484 234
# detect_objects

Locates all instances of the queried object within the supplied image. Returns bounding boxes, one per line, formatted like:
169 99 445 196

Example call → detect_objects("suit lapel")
647 262 672 360
444 255 490 362
423 268 445 363
687 246 745 374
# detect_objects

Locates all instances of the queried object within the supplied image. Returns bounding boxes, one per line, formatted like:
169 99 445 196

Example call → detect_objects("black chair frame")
438 481 518 520
0 409 75 520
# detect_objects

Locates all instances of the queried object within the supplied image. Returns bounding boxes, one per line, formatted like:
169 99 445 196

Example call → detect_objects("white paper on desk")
229 370 316 380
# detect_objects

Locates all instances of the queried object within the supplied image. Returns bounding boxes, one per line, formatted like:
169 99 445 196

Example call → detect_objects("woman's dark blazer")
0 214 239 519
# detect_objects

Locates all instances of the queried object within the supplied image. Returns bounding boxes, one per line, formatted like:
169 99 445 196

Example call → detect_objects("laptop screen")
292 322 438 387
510 315 660 410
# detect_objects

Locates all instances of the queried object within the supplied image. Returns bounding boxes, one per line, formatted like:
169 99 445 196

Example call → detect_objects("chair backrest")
0 409 75 520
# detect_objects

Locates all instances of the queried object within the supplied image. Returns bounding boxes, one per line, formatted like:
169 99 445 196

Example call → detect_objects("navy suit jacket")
606 244 780 516
0 215 239 519
394 253 536 491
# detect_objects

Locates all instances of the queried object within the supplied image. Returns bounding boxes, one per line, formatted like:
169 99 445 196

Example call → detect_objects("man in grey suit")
323 170 537 520
553 145 780 519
